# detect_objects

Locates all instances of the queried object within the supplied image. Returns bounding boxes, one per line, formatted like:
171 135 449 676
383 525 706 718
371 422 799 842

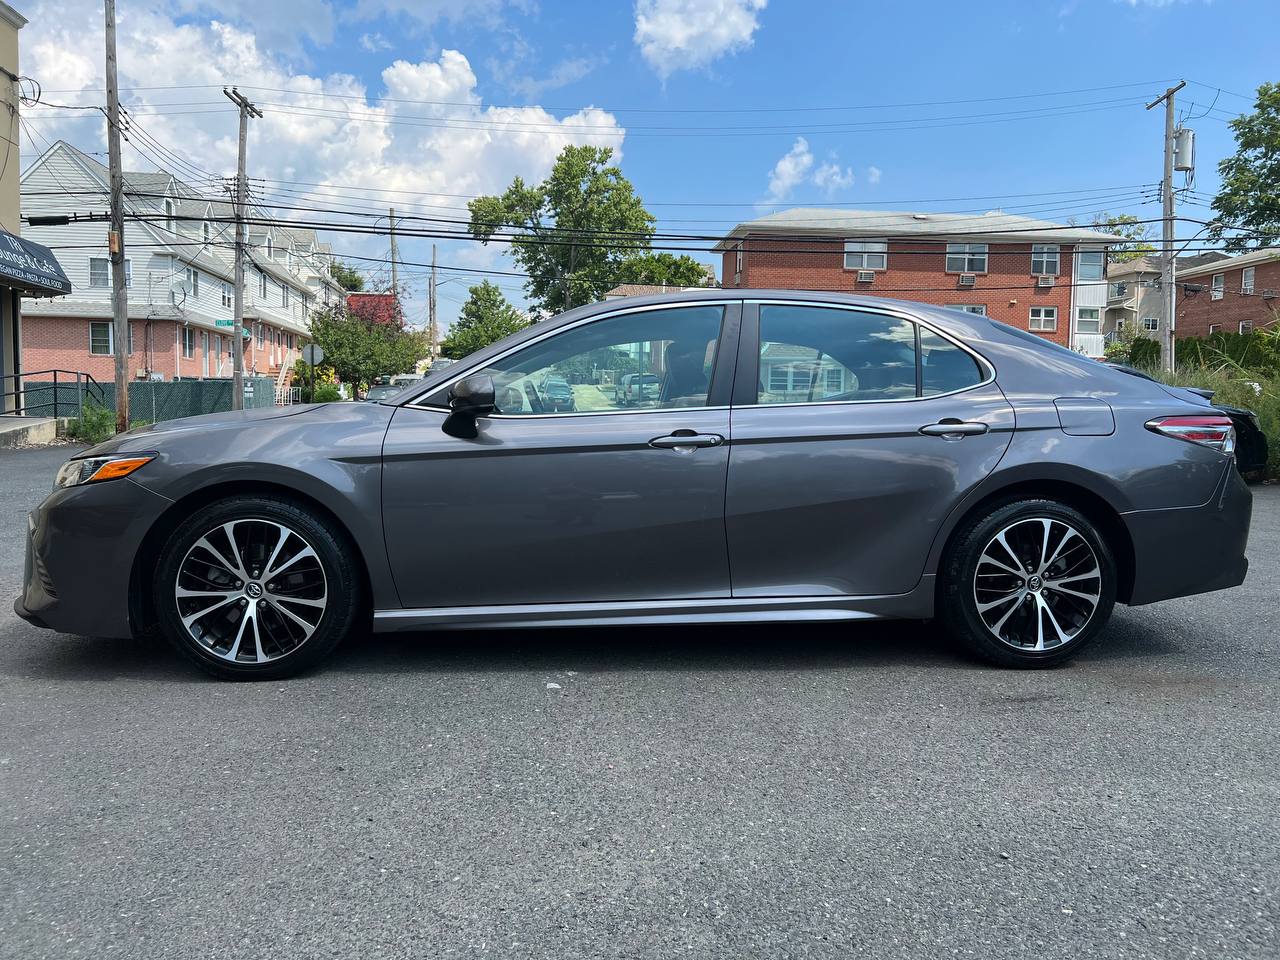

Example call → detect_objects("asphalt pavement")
0 444 1276 959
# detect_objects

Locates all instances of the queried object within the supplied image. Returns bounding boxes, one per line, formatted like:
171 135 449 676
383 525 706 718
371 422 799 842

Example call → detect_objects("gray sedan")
16 291 1251 679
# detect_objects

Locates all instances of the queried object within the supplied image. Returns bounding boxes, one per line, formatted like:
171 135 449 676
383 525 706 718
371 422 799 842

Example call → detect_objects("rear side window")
756 305 984 404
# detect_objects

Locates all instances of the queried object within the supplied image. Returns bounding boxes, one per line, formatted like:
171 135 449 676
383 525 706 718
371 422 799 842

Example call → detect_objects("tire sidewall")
943 499 1117 667
154 496 361 680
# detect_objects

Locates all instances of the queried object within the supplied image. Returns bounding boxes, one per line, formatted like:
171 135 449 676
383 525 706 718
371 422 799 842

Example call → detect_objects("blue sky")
21 0 1277 328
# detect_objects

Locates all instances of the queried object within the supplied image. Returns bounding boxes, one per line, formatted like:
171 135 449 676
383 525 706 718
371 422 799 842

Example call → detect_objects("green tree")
611 252 711 288
468 145 655 315
1092 212 1156 263
1210 82 1280 252
329 261 365 291
308 305 428 391
441 281 531 359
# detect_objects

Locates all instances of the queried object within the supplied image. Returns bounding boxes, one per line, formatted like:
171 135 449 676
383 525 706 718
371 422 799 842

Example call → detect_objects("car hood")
79 403 349 457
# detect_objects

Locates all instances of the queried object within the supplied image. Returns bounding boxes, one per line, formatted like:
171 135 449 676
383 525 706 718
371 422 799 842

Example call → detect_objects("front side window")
1076 307 1101 334
1077 249 1105 281
453 305 725 416
1211 274 1224 300
843 240 888 271
1031 244 1060 275
1242 267 1255 295
945 243 988 273
1029 307 1057 332
757 304 982 404
89 321 113 355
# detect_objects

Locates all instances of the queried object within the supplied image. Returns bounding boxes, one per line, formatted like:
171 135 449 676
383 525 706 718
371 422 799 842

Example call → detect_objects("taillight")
1146 415 1236 454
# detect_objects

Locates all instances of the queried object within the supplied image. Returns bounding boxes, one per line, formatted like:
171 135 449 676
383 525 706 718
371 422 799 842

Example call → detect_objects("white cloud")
765 137 813 203
812 161 854 194
764 138 863 203
634 0 767 78
359 32 393 52
867 165 882 185
21 0 624 325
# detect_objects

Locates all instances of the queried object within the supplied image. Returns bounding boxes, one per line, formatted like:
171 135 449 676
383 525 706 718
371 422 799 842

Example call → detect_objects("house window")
1142 317 1159 331
1109 280 1127 299
221 281 233 309
89 321 112 355
1078 249 1105 281
1115 317 1127 330
843 240 888 271
950 304 987 315
945 243 988 273
1031 244 1060 275
203 221 211 244
1242 267 1255 295
287 332 294 349
281 285 290 308
1029 306 1057 332
265 236 273 258
256 324 265 347
1211 273 1224 300
259 272 267 298
185 266 200 298
164 198 174 231
1240 320 1254 334
182 327 196 358
1208 323 1221 335
734 244 743 282
1076 307 1101 334
89 258 130 288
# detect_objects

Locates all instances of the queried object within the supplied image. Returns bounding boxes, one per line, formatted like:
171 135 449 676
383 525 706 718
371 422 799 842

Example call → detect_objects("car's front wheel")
940 499 1117 668
153 496 362 680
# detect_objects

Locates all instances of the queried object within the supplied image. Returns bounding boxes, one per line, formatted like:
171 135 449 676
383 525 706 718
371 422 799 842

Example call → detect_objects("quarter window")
843 240 888 271
1029 307 1057 332
449 305 726 416
945 243 988 273
1031 245 1060 275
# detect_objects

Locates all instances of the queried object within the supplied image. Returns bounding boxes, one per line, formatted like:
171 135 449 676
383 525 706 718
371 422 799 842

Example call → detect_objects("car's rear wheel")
940 499 1116 667
153 496 362 680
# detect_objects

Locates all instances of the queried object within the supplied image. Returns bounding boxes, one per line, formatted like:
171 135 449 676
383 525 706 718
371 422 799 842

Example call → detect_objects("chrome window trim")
403 298 739 411
744 298 997 407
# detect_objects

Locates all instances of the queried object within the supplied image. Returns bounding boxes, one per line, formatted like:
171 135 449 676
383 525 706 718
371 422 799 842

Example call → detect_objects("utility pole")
388 207 400 316
224 87 262 410
428 243 437 357
1146 80 1185 373
104 0 130 432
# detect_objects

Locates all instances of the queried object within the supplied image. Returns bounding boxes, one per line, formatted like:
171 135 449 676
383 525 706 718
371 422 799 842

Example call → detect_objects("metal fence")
21 377 278 424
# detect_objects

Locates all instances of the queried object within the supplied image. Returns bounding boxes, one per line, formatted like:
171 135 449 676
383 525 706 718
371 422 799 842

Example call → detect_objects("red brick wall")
21 315 299 382
1176 259 1280 338
723 235 1076 346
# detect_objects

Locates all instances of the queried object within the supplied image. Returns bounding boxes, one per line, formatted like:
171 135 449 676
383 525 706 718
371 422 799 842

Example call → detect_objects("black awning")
0 230 71 297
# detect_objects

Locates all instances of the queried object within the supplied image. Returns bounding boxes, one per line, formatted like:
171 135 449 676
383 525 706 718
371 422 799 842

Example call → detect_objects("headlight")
54 454 155 490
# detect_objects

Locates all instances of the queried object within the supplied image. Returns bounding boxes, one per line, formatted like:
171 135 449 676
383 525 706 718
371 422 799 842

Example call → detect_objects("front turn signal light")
54 455 155 490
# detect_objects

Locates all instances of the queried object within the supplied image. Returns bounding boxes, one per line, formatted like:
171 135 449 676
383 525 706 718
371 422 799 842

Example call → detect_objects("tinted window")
758 305 916 403
460 305 724 415
920 328 984 396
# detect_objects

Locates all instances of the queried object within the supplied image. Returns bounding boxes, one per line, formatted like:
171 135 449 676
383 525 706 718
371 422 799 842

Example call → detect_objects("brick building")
19 141 346 395
1175 248 1280 338
716 209 1119 354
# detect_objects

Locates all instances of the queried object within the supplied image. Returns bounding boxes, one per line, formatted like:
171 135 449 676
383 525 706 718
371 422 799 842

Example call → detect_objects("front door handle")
919 419 989 438
649 432 724 450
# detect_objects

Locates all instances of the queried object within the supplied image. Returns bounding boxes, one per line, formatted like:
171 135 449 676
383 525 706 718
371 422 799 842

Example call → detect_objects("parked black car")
1104 363 1268 478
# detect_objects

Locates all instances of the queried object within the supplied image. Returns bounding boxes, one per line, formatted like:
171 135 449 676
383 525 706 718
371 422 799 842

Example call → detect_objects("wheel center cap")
245 582 263 599
1027 575 1044 592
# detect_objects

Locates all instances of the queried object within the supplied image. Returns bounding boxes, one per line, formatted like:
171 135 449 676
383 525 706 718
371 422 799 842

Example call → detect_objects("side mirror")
442 374 496 439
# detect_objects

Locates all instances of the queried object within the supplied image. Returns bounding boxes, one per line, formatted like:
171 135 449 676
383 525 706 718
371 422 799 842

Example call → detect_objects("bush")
1176 331 1280 377
64 404 116 444
1104 328 1161 368
311 383 342 403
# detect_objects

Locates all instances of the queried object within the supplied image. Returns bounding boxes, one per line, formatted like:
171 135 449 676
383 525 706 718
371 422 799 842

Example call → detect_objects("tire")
940 498 1116 668
153 495 363 680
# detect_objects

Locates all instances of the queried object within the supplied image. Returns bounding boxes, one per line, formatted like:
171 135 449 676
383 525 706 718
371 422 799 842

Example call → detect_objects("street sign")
302 344 325 366
215 319 235 328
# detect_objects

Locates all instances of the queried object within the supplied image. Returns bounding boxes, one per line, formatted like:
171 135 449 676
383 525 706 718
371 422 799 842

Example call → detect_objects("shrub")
311 383 342 403
64 404 116 444
1104 328 1161 368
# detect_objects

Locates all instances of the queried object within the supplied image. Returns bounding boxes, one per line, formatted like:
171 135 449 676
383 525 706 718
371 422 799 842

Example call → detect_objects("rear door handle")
649 432 724 450
919 420 989 438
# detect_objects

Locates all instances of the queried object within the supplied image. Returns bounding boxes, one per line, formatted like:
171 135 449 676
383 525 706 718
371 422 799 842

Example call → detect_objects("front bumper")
14 476 173 639
1123 460 1252 606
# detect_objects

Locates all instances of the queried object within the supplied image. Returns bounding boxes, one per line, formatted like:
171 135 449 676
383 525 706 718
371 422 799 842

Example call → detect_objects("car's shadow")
7 611 1182 683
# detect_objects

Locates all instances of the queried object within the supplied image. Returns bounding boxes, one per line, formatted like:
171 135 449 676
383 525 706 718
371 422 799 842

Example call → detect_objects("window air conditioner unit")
857 270 874 284
1036 275 1055 288
959 274 976 287
1263 289 1278 300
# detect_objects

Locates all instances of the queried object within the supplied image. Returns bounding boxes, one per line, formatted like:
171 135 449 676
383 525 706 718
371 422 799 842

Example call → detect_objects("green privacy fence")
21 377 279 424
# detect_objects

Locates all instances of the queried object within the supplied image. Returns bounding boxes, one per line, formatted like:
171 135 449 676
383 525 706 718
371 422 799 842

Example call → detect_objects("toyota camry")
16 290 1251 679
